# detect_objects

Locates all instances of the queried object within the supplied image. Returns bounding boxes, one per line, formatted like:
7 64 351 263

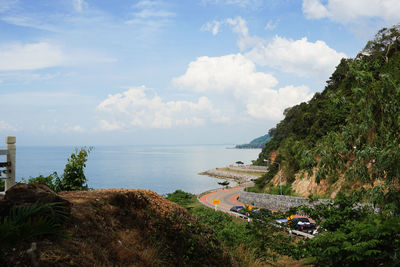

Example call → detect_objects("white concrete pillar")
5 136 16 191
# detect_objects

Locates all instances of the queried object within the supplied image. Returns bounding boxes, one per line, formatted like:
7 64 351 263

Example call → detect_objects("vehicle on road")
289 217 316 233
230 205 244 212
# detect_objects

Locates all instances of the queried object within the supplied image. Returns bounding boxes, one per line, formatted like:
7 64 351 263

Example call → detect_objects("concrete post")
5 136 16 191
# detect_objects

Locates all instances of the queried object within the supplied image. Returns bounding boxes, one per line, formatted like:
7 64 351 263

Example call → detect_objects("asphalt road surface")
200 186 245 211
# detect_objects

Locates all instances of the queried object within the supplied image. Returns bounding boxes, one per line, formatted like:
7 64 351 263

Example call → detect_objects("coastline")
199 167 263 183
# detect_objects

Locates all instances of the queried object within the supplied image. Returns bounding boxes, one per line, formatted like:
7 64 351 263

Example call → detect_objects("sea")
14 145 261 195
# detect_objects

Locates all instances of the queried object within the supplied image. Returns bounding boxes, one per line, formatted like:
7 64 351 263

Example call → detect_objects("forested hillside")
235 134 270 148
254 25 400 201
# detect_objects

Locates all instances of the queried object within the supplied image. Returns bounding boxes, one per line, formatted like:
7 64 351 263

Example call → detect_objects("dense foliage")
295 190 400 266
0 202 69 246
24 147 92 192
254 25 400 199
166 190 305 265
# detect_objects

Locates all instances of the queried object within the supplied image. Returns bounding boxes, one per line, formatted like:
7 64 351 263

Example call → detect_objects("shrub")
0 201 69 245
23 147 92 192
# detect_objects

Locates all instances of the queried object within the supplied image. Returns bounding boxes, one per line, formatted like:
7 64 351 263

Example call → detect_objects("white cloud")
302 0 400 24
126 0 175 30
134 9 174 19
265 19 278 30
66 125 85 132
99 120 124 131
0 42 66 71
202 17 262 50
246 85 312 120
72 0 88 13
173 54 277 95
203 17 345 80
0 120 17 131
246 35 346 78
97 86 228 130
173 54 313 120
201 20 221 35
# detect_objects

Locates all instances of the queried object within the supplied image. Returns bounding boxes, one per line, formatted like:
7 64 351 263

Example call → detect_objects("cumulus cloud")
203 17 345 79
302 0 400 24
0 42 66 71
97 86 228 130
173 54 313 120
0 120 17 131
246 35 346 78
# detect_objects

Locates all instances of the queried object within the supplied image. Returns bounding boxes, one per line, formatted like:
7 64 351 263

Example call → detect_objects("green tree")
218 180 230 188
299 191 400 266
24 147 92 192
56 147 92 191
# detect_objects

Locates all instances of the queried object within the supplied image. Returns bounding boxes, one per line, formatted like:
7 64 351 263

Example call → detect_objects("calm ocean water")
15 145 261 195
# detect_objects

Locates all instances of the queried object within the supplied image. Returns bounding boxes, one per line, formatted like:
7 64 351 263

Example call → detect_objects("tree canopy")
254 24 400 204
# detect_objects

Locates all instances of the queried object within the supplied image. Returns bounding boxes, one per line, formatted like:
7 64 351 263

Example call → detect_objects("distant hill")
235 134 270 149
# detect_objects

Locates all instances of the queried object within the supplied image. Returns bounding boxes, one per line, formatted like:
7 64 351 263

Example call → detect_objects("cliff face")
1 187 236 267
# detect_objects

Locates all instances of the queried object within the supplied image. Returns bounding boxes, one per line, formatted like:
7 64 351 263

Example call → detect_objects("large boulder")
0 183 71 217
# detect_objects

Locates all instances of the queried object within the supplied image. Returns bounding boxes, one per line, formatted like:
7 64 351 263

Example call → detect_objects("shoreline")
199 167 263 183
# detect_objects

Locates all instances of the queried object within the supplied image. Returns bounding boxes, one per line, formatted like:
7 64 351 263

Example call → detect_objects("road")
199 186 245 211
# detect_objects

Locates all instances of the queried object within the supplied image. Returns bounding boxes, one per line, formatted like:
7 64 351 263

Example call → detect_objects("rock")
0 183 71 217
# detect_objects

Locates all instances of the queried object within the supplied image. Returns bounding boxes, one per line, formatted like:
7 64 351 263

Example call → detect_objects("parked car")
230 205 244 212
289 217 316 232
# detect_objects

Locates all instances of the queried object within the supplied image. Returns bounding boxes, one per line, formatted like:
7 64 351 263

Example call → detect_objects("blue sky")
0 0 399 146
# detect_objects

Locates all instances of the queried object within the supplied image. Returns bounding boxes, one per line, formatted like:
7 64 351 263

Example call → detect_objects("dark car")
289 217 316 232
230 205 244 212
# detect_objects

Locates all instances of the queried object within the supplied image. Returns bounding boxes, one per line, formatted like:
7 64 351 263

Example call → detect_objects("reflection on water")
17 145 261 195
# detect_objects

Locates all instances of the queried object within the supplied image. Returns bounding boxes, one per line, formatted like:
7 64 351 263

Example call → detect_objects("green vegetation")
235 134 270 149
0 202 69 246
166 190 305 265
295 190 400 266
253 25 400 200
165 25 400 266
24 147 92 192
168 186 400 266
218 180 230 188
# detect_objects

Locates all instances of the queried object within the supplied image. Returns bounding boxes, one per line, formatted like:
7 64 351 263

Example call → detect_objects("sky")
0 0 399 146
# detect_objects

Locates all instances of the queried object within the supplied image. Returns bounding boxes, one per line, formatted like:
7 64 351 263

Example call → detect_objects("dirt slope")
2 189 237 267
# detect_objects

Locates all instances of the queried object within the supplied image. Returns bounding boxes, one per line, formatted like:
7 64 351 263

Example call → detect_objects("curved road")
200 186 245 211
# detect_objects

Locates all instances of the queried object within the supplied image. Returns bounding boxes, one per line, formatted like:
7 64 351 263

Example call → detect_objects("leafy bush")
25 172 59 191
299 190 400 266
0 201 69 245
24 147 92 192
165 190 195 207
56 147 92 191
